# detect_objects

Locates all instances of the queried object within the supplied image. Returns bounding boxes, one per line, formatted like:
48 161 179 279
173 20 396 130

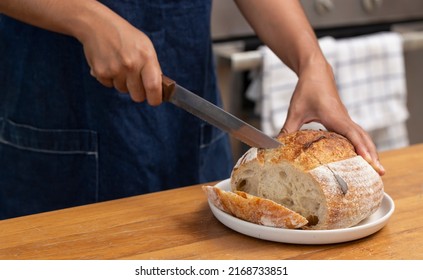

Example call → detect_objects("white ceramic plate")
207 179 395 245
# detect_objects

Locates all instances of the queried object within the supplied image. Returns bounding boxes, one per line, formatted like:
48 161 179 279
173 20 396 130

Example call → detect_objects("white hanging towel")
335 32 409 151
248 32 409 151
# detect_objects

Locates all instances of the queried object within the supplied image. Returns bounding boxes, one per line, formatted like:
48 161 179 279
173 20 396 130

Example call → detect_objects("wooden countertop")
1 144 423 260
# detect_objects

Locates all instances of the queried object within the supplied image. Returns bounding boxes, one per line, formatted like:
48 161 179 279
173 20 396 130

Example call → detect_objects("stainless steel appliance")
212 0 423 159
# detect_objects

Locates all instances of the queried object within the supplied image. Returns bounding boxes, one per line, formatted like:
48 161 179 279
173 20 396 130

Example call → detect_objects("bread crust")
233 130 357 173
228 130 384 230
202 185 308 229
307 156 384 229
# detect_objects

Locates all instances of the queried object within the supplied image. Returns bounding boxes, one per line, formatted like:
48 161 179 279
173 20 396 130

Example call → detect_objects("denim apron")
0 0 233 219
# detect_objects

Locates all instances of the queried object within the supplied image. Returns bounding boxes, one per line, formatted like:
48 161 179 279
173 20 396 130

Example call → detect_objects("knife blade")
162 75 281 149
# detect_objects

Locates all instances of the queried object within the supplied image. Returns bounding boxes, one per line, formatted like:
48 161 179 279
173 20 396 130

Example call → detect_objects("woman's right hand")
77 7 163 105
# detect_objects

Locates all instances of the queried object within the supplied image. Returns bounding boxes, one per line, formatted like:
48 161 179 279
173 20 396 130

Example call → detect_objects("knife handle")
162 75 176 102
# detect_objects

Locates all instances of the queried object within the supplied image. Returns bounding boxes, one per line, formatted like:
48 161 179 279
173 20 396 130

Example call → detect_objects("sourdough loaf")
205 130 384 230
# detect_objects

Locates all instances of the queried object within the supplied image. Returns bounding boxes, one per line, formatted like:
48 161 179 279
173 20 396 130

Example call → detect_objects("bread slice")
202 185 308 229
230 130 384 230
203 130 384 230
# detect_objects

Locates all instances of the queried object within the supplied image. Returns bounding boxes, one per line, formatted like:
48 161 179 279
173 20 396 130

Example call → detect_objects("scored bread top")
234 130 357 172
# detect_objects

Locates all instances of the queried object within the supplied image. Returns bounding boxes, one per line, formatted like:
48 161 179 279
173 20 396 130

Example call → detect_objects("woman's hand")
76 7 162 105
278 61 386 176
0 0 163 105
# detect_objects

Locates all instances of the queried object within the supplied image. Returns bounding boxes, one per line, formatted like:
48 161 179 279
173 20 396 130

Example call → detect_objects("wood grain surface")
1 144 423 260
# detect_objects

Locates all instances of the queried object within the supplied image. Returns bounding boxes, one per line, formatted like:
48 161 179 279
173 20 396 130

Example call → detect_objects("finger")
90 69 114 88
89 60 128 93
97 78 114 88
278 110 304 136
357 141 385 176
140 60 162 106
126 71 146 103
342 124 385 176
317 112 385 176
112 74 129 93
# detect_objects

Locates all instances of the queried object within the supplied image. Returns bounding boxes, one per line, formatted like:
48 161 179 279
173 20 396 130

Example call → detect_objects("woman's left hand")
278 61 386 176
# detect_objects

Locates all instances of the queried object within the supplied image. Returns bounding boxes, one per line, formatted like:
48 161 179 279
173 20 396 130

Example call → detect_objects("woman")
0 0 384 220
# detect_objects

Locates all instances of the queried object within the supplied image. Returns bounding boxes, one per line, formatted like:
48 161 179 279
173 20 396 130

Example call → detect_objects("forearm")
0 0 120 43
235 0 326 76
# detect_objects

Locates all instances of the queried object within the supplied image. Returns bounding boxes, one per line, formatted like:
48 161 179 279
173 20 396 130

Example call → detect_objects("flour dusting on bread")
203 130 384 230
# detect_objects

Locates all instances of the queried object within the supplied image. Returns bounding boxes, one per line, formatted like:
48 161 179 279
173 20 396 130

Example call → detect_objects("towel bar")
215 32 423 72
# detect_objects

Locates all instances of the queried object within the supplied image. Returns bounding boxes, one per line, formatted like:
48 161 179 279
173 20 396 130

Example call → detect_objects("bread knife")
162 75 281 149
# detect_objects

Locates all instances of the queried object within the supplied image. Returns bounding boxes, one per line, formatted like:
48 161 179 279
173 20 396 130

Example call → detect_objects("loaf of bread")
204 130 384 230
